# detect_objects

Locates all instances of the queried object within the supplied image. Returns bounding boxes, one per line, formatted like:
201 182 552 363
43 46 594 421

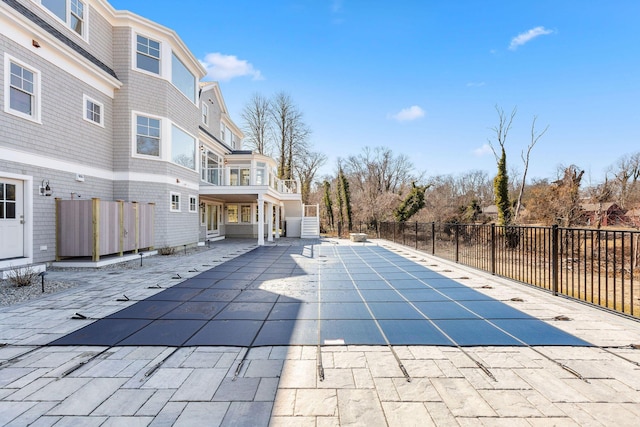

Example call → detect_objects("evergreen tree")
322 180 334 231
393 182 428 222
339 170 353 231
335 168 345 228
494 146 512 226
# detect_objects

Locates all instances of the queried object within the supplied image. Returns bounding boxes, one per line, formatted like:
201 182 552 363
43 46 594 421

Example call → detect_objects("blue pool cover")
49 244 591 348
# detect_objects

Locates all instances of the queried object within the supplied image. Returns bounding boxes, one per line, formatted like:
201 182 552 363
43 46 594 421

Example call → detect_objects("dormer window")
136 35 161 75
41 0 86 36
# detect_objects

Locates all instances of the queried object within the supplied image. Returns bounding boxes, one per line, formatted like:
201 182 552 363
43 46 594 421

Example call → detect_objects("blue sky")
109 0 640 184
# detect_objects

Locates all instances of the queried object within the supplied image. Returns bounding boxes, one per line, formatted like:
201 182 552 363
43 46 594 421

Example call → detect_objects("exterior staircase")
300 204 320 238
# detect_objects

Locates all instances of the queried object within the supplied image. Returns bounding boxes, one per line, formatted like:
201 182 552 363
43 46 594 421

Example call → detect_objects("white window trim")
240 204 252 224
202 103 209 125
170 192 181 212
4 54 42 124
188 195 197 213
82 94 104 127
36 0 89 41
133 31 163 77
227 204 238 223
131 110 165 160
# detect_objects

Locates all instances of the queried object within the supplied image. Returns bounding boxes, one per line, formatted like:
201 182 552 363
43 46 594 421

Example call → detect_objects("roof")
580 202 621 212
3 0 118 80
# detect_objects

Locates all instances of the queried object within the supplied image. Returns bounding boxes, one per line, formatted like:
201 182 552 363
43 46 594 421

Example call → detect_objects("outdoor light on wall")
40 180 52 196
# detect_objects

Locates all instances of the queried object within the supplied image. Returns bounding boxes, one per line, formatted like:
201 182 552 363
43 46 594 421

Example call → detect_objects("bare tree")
514 116 548 222
613 152 640 209
489 106 517 226
271 92 310 180
241 93 272 155
294 151 327 204
343 146 420 225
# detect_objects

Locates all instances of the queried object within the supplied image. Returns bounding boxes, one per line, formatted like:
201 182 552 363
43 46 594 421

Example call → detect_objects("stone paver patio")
1 238 639 426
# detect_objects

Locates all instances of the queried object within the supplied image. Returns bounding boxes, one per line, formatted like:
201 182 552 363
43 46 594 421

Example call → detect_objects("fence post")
552 224 559 296
402 222 406 245
393 222 396 243
431 222 435 255
491 224 496 275
455 224 460 263
415 221 418 249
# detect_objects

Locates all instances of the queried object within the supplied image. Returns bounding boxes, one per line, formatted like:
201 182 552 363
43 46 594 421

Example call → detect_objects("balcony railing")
202 166 300 194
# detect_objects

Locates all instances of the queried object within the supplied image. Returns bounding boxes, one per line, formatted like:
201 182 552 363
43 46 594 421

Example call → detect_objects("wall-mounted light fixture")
40 180 52 196
32 39 41 48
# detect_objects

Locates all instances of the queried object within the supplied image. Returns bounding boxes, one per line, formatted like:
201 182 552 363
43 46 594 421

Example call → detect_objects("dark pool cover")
49 244 591 348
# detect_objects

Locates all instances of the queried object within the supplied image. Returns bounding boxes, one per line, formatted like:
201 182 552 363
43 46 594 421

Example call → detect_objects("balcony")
201 166 300 194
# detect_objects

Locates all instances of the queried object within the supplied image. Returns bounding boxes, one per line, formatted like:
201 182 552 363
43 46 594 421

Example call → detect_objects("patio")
0 239 639 426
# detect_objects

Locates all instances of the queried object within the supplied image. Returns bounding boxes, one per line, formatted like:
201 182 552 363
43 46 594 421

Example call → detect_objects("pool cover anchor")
142 348 179 381
60 348 111 378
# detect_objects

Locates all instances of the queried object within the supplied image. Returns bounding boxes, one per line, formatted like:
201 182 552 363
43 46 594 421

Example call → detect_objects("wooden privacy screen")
56 198 155 261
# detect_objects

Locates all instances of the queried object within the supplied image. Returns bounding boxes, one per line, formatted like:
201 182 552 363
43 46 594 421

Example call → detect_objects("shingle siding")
2 0 278 268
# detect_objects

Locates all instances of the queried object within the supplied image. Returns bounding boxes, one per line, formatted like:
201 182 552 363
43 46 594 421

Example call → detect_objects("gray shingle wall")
10 0 115 71
2 1 257 265
0 36 114 169
201 87 223 139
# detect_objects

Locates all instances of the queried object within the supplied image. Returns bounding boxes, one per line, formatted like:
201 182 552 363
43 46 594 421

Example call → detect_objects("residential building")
1 0 317 272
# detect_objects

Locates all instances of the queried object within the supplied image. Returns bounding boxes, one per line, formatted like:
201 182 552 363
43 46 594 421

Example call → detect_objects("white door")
0 179 24 259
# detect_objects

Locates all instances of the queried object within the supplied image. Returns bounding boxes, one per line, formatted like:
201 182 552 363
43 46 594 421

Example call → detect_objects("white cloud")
389 105 425 122
474 143 493 157
509 26 554 50
200 53 264 82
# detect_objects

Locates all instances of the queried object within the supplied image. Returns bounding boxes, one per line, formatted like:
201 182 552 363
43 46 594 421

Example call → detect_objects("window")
41 0 85 36
202 103 209 125
136 115 161 157
240 168 251 186
170 192 180 212
70 0 84 35
189 196 197 213
171 53 195 102
171 125 195 169
136 35 160 74
83 95 103 126
201 150 221 184
256 162 267 185
241 205 251 223
0 183 17 219
227 205 238 223
5 57 40 122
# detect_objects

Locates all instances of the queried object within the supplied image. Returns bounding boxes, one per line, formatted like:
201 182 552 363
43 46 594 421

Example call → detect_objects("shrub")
6 265 39 287
159 247 175 256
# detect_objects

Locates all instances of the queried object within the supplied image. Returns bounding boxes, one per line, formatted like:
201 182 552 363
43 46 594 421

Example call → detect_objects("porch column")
275 205 281 239
257 196 265 246
267 202 274 242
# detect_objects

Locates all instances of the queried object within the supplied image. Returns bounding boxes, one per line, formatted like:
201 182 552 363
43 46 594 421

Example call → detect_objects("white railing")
304 204 319 217
203 166 300 194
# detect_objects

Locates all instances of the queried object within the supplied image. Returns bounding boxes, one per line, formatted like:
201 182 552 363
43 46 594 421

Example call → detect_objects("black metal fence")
365 221 640 318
